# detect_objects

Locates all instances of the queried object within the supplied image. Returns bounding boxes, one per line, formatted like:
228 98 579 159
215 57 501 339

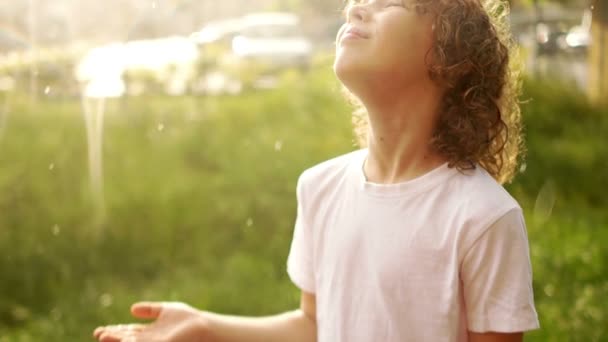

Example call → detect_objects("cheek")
377 24 432 69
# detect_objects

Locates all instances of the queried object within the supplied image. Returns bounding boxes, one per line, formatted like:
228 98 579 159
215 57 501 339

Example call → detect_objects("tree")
589 0 607 103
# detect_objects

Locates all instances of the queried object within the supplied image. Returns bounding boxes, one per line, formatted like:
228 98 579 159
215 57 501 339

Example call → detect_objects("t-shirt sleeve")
461 208 540 333
286 174 316 293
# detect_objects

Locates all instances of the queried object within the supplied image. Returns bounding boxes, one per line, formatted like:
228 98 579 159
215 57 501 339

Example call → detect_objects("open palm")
94 302 210 342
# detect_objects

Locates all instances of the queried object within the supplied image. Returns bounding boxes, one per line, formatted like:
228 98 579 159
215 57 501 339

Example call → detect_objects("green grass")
0 68 606 341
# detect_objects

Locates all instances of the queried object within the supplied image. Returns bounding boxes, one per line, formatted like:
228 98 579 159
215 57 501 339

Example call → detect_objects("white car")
233 13 312 69
192 12 313 94
76 37 200 98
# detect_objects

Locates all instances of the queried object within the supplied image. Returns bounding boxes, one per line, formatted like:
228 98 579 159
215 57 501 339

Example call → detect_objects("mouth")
339 26 370 43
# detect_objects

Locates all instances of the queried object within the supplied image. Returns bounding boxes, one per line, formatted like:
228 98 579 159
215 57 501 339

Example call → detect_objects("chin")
334 55 362 86
333 65 352 90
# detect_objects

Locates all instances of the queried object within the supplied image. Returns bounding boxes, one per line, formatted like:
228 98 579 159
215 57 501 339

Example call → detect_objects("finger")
95 324 145 339
131 302 164 319
93 326 106 339
98 332 122 342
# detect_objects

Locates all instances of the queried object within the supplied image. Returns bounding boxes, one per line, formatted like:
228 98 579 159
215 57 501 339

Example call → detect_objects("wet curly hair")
345 0 524 184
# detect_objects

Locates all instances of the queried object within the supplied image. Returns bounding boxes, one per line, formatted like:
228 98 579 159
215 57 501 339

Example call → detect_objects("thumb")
131 302 164 320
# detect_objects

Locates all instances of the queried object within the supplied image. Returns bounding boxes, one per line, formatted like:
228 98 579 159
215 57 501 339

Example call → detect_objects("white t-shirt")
287 149 539 342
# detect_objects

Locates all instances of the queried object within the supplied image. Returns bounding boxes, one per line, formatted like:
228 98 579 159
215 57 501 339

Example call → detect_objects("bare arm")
94 291 317 342
204 291 317 342
469 331 523 342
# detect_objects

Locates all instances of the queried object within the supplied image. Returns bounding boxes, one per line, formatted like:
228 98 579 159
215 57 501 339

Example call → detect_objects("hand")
93 302 211 342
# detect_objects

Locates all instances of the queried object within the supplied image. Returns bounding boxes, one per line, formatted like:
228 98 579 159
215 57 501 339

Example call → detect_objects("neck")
355 76 446 184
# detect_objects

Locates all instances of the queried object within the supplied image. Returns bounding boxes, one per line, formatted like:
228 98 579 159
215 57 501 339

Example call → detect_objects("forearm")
202 309 317 342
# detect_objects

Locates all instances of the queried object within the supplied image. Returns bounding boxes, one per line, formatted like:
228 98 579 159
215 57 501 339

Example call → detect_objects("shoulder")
296 149 364 200
298 149 363 189
452 165 521 217
446 166 524 247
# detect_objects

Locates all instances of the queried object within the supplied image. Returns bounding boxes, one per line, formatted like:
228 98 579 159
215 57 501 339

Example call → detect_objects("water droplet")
44 86 51 95
52 224 60 236
157 123 165 132
246 218 253 227
151 1 157 9
543 284 555 297
519 162 527 173
274 140 283 151
48 163 55 171
99 293 113 307
534 180 556 223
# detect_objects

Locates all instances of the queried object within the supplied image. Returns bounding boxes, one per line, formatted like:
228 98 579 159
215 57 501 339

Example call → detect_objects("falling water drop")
99 293 113 307
519 162 527 173
274 140 283 151
543 284 555 297
157 123 165 132
48 163 55 171
52 224 60 236
44 86 51 95
246 218 253 227
534 180 556 223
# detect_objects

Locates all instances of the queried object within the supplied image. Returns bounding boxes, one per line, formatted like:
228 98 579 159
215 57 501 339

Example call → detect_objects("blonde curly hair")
346 0 524 184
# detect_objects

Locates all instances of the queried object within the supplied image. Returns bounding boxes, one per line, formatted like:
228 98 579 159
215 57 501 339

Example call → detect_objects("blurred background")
0 0 606 341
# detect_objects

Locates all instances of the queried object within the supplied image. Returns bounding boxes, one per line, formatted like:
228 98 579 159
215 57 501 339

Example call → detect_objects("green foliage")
0 66 606 341
509 77 608 341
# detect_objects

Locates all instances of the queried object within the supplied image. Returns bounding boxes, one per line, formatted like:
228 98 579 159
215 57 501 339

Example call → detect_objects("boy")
94 0 539 341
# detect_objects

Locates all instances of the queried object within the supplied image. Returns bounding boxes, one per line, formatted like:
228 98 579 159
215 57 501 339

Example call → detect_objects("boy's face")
334 0 435 90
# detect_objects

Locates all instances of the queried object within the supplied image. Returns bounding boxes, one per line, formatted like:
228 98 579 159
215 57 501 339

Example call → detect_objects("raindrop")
519 162 527 173
151 1 157 9
157 123 165 132
48 163 55 171
543 284 555 297
590 5 594 11
44 86 51 95
246 218 253 227
99 293 113 307
274 140 283 151
52 224 60 236
534 180 556 223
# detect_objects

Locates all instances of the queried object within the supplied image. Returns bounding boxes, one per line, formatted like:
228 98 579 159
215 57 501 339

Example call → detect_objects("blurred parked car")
191 12 313 94
535 22 570 56
76 37 199 98
121 37 199 96
565 9 592 54
533 8 592 56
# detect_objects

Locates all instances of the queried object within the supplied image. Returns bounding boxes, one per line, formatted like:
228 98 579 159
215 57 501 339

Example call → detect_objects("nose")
346 3 370 23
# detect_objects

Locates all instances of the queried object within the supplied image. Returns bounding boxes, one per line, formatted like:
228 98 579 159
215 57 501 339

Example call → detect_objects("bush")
0 69 606 341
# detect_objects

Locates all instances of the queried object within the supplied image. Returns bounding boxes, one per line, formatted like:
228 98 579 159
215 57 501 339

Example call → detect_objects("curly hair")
346 0 524 184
